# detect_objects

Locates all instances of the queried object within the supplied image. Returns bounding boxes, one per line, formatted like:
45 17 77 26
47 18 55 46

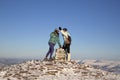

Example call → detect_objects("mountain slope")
0 60 120 80
80 60 120 74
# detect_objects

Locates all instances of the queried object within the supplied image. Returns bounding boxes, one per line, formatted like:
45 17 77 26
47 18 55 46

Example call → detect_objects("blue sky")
0 0 120 60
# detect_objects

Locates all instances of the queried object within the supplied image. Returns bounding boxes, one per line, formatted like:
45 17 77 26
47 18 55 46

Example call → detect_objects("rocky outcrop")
0 60 120 80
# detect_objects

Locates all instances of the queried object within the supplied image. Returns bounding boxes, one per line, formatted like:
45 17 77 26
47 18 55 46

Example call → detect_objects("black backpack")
65 35 72 44
68 35 72 43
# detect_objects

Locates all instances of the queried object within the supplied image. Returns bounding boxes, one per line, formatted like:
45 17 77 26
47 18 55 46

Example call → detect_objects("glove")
59 27 62 30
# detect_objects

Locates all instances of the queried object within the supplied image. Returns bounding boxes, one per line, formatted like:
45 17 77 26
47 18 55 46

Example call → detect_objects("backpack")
65 35 72 44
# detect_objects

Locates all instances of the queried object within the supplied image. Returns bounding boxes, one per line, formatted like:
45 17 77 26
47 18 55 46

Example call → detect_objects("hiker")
44 28 61 61
59 27 72 54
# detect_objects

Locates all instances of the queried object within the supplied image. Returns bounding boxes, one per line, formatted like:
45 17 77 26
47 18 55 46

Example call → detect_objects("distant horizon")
0 57 120 61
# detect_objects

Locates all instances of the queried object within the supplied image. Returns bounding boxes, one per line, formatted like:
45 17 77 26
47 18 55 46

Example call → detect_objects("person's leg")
66 44 71 61
49 42 55 59
63 43 67 52
66 44 70 53
63 43 68 60
62 43 65 50
45 43 51 58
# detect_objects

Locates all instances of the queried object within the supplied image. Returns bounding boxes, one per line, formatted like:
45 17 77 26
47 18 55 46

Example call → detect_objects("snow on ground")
80 60 120 74
0 60 120 80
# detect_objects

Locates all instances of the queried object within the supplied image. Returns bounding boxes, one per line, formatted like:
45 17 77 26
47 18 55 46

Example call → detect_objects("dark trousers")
63 43 70 53
46 42 55 58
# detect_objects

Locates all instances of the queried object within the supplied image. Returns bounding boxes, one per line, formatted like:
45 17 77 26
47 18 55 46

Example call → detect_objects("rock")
0 60 120 80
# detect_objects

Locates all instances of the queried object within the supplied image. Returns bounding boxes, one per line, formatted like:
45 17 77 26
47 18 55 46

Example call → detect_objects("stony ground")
0 60 120 80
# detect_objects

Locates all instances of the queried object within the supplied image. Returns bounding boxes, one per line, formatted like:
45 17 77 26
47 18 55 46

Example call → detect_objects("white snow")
0 60 120 80
80 59 120 74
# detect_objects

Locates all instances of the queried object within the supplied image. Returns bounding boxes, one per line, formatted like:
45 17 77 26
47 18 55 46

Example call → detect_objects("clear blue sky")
0 0 120 60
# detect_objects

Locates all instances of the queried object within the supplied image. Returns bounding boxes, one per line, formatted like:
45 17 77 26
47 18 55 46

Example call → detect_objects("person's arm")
59 27 70 37
57 37 61 48
60 30 66 36
59 27 65 36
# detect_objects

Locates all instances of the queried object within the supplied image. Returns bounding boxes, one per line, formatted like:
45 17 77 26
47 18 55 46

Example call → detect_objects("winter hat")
63 28 67 31
54 28 59 33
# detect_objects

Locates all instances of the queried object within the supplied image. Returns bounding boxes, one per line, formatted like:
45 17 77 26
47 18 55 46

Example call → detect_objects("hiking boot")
49 57 54 61
43 57 48 61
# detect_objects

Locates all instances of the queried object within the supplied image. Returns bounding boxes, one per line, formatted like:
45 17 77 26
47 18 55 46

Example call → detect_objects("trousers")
63 43 70 53
46 42 55 58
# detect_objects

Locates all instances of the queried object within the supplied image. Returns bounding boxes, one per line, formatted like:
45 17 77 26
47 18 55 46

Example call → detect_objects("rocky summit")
0 60 120 80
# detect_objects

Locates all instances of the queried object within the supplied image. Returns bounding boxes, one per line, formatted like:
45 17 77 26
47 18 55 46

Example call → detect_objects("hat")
54 28 59 32
63 28 67 31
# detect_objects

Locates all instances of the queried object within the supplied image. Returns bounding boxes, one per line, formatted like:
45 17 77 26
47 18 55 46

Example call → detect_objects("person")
59 27 72 54
44 28 61 61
